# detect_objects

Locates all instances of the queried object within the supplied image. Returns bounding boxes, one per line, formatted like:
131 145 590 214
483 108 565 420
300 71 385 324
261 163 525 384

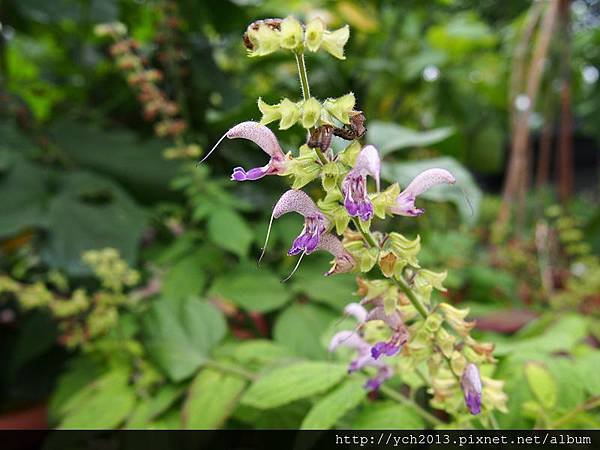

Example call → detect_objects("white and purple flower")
341 145 381 221
200 121 288 181
365 303 409 359
461 363 482 415
329 329 393 391
390 168 456 217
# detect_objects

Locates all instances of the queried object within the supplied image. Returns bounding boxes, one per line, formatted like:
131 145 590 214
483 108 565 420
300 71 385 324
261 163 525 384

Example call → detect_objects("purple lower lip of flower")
364 378 382 391
287 215 327 255
343 174 374 221
231 165 270 181
371 340 401 359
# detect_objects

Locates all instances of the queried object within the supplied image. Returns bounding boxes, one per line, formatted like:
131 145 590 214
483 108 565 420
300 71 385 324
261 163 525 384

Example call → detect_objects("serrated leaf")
142 297 226 382
367 121 453 156
381 157 481 225
208 209 253 258
242 362 347 409
182 368 247 429
524 362 557 410
210 268 291 312
301 378 366 429
352 401 425 429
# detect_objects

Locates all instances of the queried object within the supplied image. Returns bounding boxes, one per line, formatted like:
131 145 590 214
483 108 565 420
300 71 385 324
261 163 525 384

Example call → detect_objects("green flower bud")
323 92 355 124
424 313 443 333
337 140 361 167
279 16 303 50
436 327 456 358
372 183 400 219
318 190 350 234
247 24 280 57
305 18 325 52
439 303 475 337
415 269 448 292
286 145 320 188
300 97 322 129
258 97 281 125
321 25 350 60
345 241 378 272
320 161 344 192
388 232 421 270
278 98 301 130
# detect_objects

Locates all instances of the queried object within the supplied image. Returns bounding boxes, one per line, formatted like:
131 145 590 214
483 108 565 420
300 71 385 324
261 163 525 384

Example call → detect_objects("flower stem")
294 51 311 101
392 276 428 319
379 384 444 427
351 217 378 248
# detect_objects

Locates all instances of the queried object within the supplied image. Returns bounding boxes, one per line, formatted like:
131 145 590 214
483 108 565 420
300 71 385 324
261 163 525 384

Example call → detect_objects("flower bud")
247 24 280 57
279 16 303 50
324 92 355 124
321 25 350 60
258 97 281 125
278 98 301 129
305 18 325 52
461 363 482 415
301 97 322 129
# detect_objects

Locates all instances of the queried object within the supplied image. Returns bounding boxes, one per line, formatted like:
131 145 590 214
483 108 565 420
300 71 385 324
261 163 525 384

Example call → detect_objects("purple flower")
461 363 482 415
366 305 409 360
271 190 329 256
343 302 368 323
341 145 381 221
200 121 287 181
329 330 393 392
390 168 456 217
314 233 355 276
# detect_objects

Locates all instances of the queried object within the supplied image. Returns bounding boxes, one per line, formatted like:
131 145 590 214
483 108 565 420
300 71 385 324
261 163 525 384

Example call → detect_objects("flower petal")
390 168 455 216
272 189 323 219
353 145 381 191
226 121 284 159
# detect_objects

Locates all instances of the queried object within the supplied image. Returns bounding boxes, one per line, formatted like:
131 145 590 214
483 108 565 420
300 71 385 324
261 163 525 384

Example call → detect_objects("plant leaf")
524 362 557 410
142 297 226 382
208 208 253 258
182 368 247 429
301 378 366 429
367 121 453 156
241 362 347 409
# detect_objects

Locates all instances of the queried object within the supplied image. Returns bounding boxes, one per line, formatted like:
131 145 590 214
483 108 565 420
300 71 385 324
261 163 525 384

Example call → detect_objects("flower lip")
390 168 456 217
199 121 287 182
341 145 381 221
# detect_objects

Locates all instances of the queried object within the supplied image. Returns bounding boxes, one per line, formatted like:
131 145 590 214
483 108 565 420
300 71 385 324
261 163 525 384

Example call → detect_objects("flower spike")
390 168 456 217
199 121 287 182
342 145 381 221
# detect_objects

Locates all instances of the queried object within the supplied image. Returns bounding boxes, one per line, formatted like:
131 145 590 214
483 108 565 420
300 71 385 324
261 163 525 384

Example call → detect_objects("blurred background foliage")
0 0 599 430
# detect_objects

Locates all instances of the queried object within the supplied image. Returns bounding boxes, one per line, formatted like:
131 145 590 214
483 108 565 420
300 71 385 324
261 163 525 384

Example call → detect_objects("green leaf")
242 362 347 409
524 362 557 410
142 297 226 382
58 369 136 429
209 267 291 312
352 401 425 429
0 152 50 237
126 384 184 429
41 171 147 276
162 249 207 299
574 352 600 396
230 339 293 366
51 120 179 201
382 157 481 225
208 209 253 258
367 121 453 156
182 368 247 429
301 378 366 429
273 303 338 359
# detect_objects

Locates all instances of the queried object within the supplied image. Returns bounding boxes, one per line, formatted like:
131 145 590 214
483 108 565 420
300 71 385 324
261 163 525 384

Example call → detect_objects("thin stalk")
379 384 444 427
351 218 378 248
294 51 311 101
392 276 428 319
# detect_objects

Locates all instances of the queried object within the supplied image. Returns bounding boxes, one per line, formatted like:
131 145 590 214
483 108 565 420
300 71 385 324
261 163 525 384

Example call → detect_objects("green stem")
379 384 444 427
550 396 600 428
392 276 429 319
294 51 311 101
351 218 378 248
